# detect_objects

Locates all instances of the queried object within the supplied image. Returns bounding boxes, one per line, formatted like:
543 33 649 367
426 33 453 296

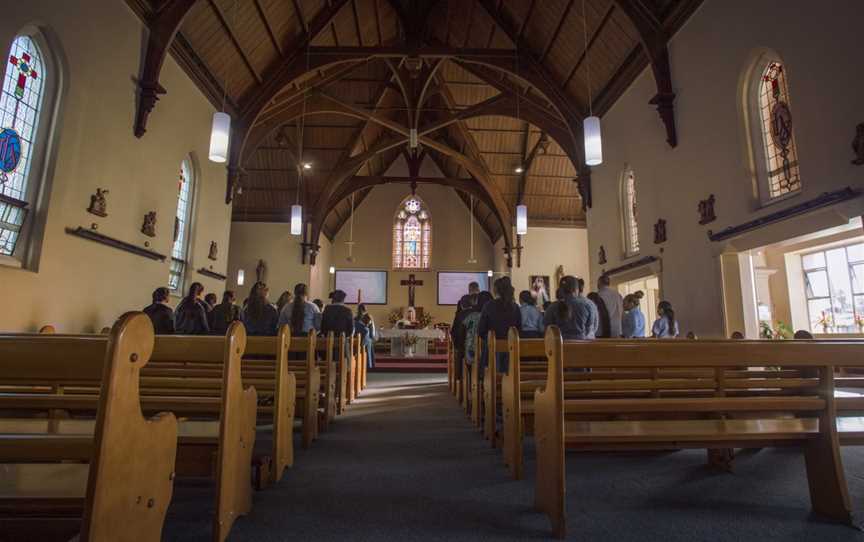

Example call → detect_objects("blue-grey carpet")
163 373 864 541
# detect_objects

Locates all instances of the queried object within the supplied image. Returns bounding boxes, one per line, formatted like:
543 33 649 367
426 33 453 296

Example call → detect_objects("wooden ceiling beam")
291 0 308 35
539 0 575 63
131 0 199 137
208 0 263 84
562 4 615 89
612 0 685 147
253 0 283 57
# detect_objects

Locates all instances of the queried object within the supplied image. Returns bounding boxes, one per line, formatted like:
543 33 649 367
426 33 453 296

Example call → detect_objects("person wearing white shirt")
596 274 624 338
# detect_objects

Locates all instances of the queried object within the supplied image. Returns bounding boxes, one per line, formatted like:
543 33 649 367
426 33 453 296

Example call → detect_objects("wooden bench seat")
0 319 260 542
0 313 178 541
532 326 859 538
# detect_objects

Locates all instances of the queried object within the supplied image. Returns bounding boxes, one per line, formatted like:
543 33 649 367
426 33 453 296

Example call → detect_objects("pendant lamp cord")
582 0 593 116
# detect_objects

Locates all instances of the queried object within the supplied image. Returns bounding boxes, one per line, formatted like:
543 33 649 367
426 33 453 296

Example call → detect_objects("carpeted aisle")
164 373 864 541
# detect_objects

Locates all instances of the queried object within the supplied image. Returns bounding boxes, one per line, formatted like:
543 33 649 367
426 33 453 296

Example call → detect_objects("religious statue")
698 194 716 225
87 188 108 217
141 211 157 237
396 307 419 329
256 259 267 283
852 122 864 165
598 245 607 265
554 265 565 290
653 218 667 244
208 241 218 261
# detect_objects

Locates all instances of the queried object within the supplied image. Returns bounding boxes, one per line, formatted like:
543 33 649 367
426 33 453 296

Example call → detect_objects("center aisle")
225 372 541 541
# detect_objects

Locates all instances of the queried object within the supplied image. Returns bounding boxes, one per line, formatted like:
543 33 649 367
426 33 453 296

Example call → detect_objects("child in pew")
143 286 175 334
243 281 279 336
176 282 210 334
519 290 544 338
651 300 680 338
622 291 646 338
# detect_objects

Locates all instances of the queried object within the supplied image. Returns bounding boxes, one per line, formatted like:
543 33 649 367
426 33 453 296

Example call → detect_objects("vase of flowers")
856 314 864 333
403 333 418 357
817 311 833 334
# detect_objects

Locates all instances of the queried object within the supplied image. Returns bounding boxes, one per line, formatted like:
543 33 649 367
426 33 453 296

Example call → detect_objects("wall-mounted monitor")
437 271 490 305
334 270 388 304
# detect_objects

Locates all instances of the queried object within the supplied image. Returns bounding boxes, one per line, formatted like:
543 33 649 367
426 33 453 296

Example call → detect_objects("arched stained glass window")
621 169 639 256
169 158 195 291
758 61 801 199
1 35 46 256
392 196 431 269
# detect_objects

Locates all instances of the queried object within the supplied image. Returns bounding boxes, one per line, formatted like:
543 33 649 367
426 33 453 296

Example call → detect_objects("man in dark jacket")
451 294 476 383
320 290 354 337
209 290 240 335
143 287 175 334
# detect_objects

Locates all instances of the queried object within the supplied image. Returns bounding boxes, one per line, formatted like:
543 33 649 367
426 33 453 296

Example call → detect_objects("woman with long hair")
175 282 210 334
243 281 279 336
542 275 599 340
478 277 521 373
651 300 679 338
622 291 645 338
278 282 319 336
275 290 293 314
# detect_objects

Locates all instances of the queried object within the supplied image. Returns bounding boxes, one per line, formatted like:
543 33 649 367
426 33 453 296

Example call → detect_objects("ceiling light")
302 162 312 170
514 166 524 173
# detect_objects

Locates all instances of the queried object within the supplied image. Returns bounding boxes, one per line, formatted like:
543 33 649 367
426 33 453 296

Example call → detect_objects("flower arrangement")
388 308 403 326
403 333 419 347
816 311 834 333
855 313 864 332
417 312 434 329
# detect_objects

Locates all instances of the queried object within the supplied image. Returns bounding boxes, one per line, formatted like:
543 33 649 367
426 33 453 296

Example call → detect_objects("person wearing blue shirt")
651 300 680 338
518 290 544 338
278 283 320 335
622 291 646 338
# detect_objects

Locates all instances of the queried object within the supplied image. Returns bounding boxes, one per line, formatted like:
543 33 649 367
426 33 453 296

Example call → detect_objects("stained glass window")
622 170 639 256
758 62 800 199
392 196 431 269
1 35 45 256
169 158 195 291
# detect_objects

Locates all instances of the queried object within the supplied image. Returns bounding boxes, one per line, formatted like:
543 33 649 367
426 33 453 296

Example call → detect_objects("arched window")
1 34 49 258
621 169 639 256
747 57 801 202
392 196 431 269
169 157 195 291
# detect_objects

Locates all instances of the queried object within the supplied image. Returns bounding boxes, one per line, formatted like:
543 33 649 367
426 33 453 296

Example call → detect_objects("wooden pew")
0 312 177 541
482 333 508 445
0 321 259 542
330 333 349 415
244 331 319 449
314 332 340 429
533 326 857 538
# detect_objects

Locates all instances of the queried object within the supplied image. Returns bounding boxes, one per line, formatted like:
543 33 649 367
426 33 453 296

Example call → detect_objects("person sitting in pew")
651 300 680 338
243 281 279 336
143 286 175 334
321 290 354 337
210 290 241 335
479 277 521 372
175 282 210 334
622 291 645 338
543 275 598 340
519 290 544 338
204 292 218 312
279 282 320 336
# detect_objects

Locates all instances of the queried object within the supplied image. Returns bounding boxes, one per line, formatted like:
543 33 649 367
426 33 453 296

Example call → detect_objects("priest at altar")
378 306 444 357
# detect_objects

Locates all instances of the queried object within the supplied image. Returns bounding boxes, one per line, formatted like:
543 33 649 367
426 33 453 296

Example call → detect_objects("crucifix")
400 273 423 307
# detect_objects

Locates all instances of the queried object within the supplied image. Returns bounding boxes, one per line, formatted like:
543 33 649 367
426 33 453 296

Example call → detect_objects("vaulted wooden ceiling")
127 0 702 257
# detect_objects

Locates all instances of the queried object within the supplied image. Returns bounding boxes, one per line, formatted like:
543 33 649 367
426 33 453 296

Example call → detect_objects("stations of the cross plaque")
400 273 423 307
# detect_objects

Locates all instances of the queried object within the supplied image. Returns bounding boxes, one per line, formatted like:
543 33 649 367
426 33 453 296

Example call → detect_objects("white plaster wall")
0 0 232 332
586 0 864 337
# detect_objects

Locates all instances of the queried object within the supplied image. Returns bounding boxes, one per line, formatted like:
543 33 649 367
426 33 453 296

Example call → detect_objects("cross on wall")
400 274 424 307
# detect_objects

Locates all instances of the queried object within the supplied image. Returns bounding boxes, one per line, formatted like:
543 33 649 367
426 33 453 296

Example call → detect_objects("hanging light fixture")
209 1 236 163
487 270 494 278
516 204 528 235
236 268 245 286
291 46 311 237
582 0 602 166
290 204 302 235
467 196 477 264
329 266 336 275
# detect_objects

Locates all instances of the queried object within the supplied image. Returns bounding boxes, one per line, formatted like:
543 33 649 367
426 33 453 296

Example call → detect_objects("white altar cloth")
377 328 445 357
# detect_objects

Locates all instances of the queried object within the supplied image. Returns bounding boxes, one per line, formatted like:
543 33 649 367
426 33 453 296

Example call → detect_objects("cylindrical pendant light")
584 116 603 166
329 266 336 275
290 204 302 235
516 204 528 235
236 268 245 286
487 270 494 278
208 111 231 163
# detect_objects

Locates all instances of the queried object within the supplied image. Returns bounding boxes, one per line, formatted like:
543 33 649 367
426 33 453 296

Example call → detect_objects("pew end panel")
213 322 257 542
272 326 295 483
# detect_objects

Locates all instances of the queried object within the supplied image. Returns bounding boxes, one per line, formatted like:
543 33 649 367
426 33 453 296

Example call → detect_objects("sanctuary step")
372 354 448 373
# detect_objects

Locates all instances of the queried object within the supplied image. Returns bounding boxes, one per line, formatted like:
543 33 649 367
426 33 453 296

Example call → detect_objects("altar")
377 327 445 357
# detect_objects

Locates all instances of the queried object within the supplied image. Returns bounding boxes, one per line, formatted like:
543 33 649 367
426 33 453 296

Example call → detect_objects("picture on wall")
529 275 551 307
